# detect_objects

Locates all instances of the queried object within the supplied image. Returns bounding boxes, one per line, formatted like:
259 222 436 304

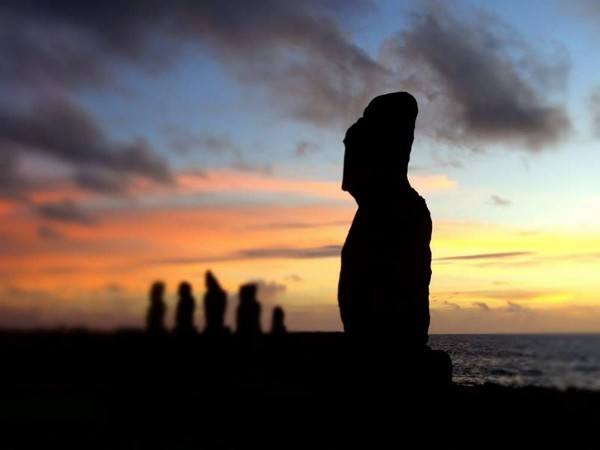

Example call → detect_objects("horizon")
2 0 600 333
2 328 600 336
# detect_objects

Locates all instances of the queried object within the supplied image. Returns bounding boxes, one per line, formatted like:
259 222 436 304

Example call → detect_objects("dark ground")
0 331 598 449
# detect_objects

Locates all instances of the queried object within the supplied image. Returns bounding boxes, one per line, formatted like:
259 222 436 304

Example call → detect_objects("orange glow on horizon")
2 186 600 331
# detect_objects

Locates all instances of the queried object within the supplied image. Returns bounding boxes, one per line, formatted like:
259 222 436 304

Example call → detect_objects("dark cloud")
0 0 573 207
590 88 600 138
168 132 237 155
196 135 237 154
431 150 463 168
0 1 179 89
35 199 97 226
1 0 381 126
295 140 320 157
190 0 386 125
73 168 131 194
37 225 65 241
381 4 571 150
168 130 272 174
488 195 511 207
285 274 304 282
0 2 177 204
0 95 172 189
0 150 29 199
435 251 534 262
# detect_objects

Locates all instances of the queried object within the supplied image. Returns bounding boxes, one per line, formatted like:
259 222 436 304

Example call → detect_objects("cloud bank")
381 4 571 150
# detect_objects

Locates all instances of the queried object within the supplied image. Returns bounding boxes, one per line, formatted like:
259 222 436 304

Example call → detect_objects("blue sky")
74 0 600 200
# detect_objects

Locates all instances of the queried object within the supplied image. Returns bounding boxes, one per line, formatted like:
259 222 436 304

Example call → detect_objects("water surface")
430 334 600 390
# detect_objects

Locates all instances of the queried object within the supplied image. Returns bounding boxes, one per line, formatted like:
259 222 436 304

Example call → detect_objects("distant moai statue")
174 281 196 335
203 270 228 335
236 283 262 336
270 306 287 335
146 281 167 334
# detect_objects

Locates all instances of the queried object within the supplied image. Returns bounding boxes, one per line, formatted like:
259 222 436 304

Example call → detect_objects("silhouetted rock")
174 281 196 335
203 270 228 335
146 281 167 335
270 306 287 335
236 283 261 337
338 92 431 347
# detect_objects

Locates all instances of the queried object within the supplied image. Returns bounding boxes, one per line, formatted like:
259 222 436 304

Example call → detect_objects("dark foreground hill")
0 331 598 449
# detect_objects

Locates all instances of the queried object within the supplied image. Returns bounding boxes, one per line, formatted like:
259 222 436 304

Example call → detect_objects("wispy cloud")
454 289 557 302
0 1 570 161
0 95 173 201
37 225 65 241
473 301 491 312
443 300 462 310
506 301 530 313
590 87 600 138
381 3 571 150
150 244 342 265
176 170 347 201
175 169 456 201
0 0 381 125
435 251 534 261
488 195 511 207
35 199 98 226
246 220 348 230
295 140 320 157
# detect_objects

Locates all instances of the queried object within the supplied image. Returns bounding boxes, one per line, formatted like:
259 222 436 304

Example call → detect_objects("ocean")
430 334 600 390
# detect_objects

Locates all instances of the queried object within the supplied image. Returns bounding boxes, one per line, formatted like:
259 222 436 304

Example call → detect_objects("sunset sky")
2 0 600 332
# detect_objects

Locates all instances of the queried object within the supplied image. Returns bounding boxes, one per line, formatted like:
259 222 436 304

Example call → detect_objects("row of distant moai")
146 270 287 336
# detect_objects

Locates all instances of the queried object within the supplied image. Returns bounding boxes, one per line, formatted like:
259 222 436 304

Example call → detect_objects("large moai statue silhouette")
174 281 196 335
338 92 431 348
203 270 228 335
146 281 167 334
235 283 262 337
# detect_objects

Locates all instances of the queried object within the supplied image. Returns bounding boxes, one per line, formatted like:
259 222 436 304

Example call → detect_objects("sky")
1 0 600 332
